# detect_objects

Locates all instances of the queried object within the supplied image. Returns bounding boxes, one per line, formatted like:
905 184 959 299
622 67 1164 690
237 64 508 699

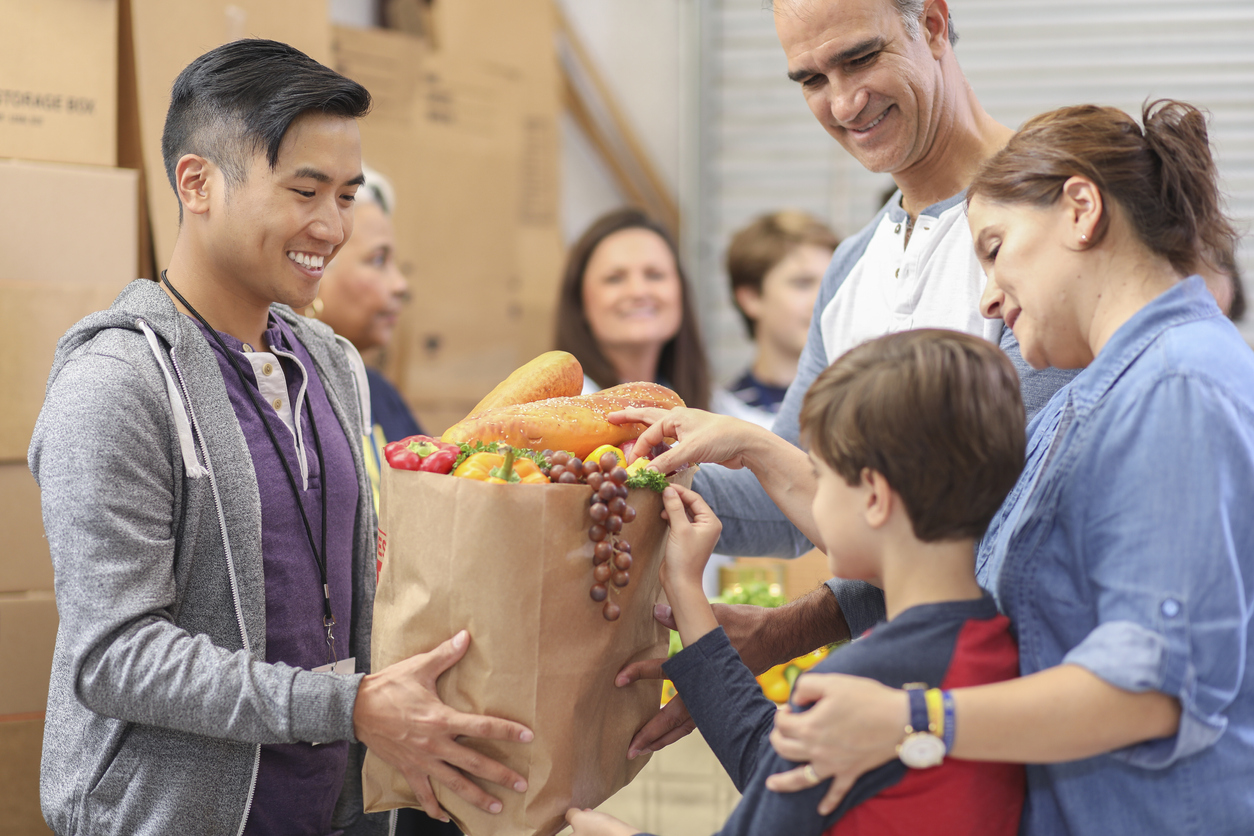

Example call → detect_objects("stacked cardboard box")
334 0 564 435
1 2 136 832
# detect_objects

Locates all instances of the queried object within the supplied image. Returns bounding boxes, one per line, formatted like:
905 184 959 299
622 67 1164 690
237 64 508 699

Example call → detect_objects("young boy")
569 329 1028 835
714 210 838 429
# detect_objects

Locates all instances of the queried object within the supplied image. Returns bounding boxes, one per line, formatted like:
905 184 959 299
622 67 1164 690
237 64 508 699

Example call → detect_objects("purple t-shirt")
193 315 359 835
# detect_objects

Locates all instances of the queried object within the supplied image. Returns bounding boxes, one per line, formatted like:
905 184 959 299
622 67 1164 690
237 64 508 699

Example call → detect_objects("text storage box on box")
0 0 119 167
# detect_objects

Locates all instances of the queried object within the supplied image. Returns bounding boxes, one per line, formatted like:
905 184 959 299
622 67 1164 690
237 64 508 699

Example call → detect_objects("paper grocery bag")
363 464 693 836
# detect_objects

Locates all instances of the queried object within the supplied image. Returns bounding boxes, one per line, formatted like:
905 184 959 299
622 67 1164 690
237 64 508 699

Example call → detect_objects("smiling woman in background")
555 207 712 410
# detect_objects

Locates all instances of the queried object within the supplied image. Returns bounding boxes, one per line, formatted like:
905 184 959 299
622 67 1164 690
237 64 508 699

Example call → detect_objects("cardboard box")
0 592 58 716
0 160 138 461
0 0 118 167
727 550 834 602
126 0 333 271
0 716 52 835
0 465 53 594
333 23 563 432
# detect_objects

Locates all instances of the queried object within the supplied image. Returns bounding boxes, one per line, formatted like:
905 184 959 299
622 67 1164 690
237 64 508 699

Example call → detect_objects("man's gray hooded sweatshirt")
29 279 389 836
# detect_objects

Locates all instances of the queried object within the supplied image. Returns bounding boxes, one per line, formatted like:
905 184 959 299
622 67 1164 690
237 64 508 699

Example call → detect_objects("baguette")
442 382 684 458
464 351 584 419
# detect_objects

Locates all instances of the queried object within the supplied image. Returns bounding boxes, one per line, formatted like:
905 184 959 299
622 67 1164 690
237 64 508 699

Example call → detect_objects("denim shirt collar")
1065 275 1219 418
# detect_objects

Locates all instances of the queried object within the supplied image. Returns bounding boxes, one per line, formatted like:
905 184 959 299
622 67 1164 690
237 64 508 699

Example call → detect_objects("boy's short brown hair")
726 210 839 338
799 330 1026 542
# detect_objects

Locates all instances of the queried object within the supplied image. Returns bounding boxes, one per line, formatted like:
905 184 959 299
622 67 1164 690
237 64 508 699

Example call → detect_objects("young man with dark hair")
572 329 1026 836
30 39 530 836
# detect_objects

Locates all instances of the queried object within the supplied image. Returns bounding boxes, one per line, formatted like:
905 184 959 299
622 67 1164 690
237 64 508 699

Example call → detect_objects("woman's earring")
307 297 324 318
1080 233 1089 243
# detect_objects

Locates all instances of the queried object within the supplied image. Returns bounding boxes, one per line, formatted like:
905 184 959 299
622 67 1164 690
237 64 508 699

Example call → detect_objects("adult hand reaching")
352 630 534 821
609 407 769 475
765 672 907 815
610 405 823 548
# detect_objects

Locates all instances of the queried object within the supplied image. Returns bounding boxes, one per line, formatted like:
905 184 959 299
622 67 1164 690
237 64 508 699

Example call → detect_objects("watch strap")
904 684 929 735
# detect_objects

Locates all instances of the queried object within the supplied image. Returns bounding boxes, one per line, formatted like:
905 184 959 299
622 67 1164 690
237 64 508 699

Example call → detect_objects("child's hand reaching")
660 484 722 590
659 485 722 646
565 807 641 835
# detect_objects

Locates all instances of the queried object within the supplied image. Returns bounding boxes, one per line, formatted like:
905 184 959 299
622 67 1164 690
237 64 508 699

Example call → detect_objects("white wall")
555 0 698 248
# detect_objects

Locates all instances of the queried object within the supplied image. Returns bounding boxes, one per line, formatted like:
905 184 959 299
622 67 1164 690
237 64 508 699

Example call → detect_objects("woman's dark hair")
968 99 1236 278
555 208 711 410
161 39 372 218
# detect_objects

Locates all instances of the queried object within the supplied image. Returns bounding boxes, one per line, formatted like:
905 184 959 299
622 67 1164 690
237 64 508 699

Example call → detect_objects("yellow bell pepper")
453 446 548 484
791 645 829 671
585 443 627 470
625 455 652 476
756 664 792 704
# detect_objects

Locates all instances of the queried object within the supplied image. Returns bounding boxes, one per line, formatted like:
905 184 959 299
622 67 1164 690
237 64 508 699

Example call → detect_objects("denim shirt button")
1161 598 1181 618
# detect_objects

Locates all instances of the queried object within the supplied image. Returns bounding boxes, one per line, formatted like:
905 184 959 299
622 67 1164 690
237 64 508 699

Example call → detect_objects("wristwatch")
896 683 946 768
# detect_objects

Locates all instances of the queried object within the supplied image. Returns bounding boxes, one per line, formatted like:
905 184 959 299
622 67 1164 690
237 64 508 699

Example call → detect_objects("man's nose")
310 199 346 245
829 78 869 127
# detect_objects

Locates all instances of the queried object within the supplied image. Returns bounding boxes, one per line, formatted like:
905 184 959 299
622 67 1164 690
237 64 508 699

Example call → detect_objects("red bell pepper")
384 435 460 474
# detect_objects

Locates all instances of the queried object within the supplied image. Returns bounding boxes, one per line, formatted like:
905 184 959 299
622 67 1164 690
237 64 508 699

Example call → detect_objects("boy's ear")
733 285 763 322
862 468 893 529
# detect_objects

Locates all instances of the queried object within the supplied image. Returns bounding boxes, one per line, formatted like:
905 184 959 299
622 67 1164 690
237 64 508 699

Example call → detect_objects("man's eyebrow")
787 36 886 82
291 167 366 188
292 166 332 184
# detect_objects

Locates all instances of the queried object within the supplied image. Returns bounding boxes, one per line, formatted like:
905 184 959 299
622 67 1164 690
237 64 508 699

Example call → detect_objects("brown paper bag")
363 464 692 835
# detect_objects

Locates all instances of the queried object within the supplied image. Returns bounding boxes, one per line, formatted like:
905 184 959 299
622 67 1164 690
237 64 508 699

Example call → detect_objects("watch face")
897 732 946 768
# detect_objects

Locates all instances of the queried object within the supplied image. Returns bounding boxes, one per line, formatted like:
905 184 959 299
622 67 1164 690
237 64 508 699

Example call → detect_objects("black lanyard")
162 271 338 663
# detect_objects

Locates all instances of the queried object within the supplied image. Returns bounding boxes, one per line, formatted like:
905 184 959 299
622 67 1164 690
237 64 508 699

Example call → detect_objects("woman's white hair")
358 163 396 215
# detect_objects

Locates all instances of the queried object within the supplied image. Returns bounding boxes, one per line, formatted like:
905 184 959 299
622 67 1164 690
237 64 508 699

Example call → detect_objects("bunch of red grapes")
544 450 637 621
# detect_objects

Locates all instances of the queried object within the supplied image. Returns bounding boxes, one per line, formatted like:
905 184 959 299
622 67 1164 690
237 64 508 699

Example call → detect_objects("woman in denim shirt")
764 100 1254 835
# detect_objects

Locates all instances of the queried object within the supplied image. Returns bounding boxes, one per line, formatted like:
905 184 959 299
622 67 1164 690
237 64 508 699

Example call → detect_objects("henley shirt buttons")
273 398 283 410
262 363 273 376
894 223 902 234
1161 599 1181 618
241 344 253 353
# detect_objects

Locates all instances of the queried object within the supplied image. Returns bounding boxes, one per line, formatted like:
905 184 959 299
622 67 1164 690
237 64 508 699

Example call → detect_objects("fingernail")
514 780 528 792
453 630 467 649
519 729 534 742
627 749 638 760
615 675 628 687
654 604 672 620
490 802 503 814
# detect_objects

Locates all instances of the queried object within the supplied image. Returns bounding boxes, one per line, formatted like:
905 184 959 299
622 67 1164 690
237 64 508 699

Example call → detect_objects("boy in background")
570 329 1027 835
715 211 838 429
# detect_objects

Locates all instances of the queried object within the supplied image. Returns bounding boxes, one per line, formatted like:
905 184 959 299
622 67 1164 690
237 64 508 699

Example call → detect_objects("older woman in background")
307 165 426 514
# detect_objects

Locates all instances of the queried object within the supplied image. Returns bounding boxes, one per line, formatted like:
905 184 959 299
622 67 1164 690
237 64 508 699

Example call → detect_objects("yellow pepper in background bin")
661 581 839 706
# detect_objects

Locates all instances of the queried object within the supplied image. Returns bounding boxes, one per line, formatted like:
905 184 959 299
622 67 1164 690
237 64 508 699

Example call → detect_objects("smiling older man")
617 0 1078 756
